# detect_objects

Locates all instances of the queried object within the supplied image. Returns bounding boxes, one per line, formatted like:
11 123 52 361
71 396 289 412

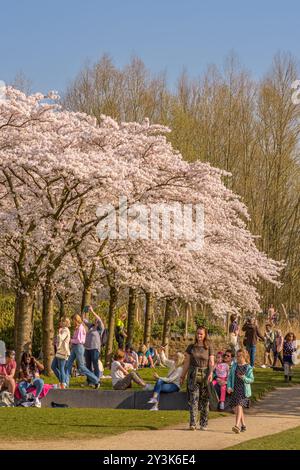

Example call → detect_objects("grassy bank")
227 426 300 450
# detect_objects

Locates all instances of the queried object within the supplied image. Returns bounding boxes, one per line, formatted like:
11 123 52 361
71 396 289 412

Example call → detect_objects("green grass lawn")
226 426 300 450
0 408 226 441
250 366 300 401
0 366 298 443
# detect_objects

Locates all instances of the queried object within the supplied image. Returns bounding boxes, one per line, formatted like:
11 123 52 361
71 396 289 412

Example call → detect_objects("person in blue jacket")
227 348 254 434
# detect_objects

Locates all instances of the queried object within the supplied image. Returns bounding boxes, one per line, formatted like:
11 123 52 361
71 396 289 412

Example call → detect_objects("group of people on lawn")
229 313 298 381
0 305 298 434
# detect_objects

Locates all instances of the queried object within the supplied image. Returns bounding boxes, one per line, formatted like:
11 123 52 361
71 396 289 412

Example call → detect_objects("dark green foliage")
194 313 225 337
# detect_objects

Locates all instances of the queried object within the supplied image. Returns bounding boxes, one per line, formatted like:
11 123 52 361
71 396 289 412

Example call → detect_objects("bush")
0 294 15 349
194 313 225 337
151 320 163 339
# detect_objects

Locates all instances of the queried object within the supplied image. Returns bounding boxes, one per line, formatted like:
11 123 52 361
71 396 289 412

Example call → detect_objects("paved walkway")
1 386 300 450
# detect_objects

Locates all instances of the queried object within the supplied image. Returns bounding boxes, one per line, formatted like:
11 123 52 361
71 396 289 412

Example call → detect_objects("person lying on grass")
111 349 151 391
227 348 254 434
147 346 184 411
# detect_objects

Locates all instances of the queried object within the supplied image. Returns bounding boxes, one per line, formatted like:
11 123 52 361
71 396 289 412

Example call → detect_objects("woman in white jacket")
147 346 184 411
51 317 71 388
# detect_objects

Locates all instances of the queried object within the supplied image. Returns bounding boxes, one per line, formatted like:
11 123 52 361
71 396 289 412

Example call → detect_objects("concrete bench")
42 389 231 411
42 389 189 410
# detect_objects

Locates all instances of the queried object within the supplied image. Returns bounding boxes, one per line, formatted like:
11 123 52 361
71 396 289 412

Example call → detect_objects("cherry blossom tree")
0 86 284 369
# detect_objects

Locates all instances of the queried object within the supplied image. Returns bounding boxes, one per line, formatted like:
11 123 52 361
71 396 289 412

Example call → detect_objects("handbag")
207 381 220 411
195 367 208 384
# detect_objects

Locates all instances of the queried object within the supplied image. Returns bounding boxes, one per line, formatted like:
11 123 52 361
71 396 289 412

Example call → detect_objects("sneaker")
241 425 247 432
219 402 225 410
147 397 158 404
20 401 34 407
261 364 266 368
189 425 197 431
33 398 41 408
199 425 208 431
143 384 152 391
94 383 100 390
232 425 240 434
149 404 159 411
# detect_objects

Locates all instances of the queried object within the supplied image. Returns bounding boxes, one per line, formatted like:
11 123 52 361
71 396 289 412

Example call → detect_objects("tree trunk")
184 302 190 339
42 283 55 375
56 292 65 318
162 299 173 356
127 287 137 345
13 289 19 350
81 283 92 312
143 292 153 346
14 289 35 367
105 286 118 366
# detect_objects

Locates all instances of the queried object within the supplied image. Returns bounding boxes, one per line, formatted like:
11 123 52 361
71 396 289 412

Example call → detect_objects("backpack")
101 328 109 347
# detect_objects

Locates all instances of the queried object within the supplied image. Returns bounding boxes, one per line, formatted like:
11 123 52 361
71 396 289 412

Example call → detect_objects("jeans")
84 349 102 383
153 378 179 400
246 345 256 367
19 378 44 399
65 344 99 386
51 356 67 385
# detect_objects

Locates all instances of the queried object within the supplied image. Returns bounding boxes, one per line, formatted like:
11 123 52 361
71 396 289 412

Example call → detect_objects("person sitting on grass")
227 349 254 434
212 351 229 410
137 344 158 368
147 346 184 411
124 343 139 370
111 350 151 390
18 352 45 408
0 350 17 395
137 344 150 367
223 349 235 366
283 332 297 382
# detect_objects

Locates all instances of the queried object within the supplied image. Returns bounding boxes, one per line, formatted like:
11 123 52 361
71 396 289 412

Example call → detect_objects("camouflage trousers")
187 373 209 427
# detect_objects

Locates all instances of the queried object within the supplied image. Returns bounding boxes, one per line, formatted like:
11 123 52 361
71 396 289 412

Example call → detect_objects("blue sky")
1 0 300 94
